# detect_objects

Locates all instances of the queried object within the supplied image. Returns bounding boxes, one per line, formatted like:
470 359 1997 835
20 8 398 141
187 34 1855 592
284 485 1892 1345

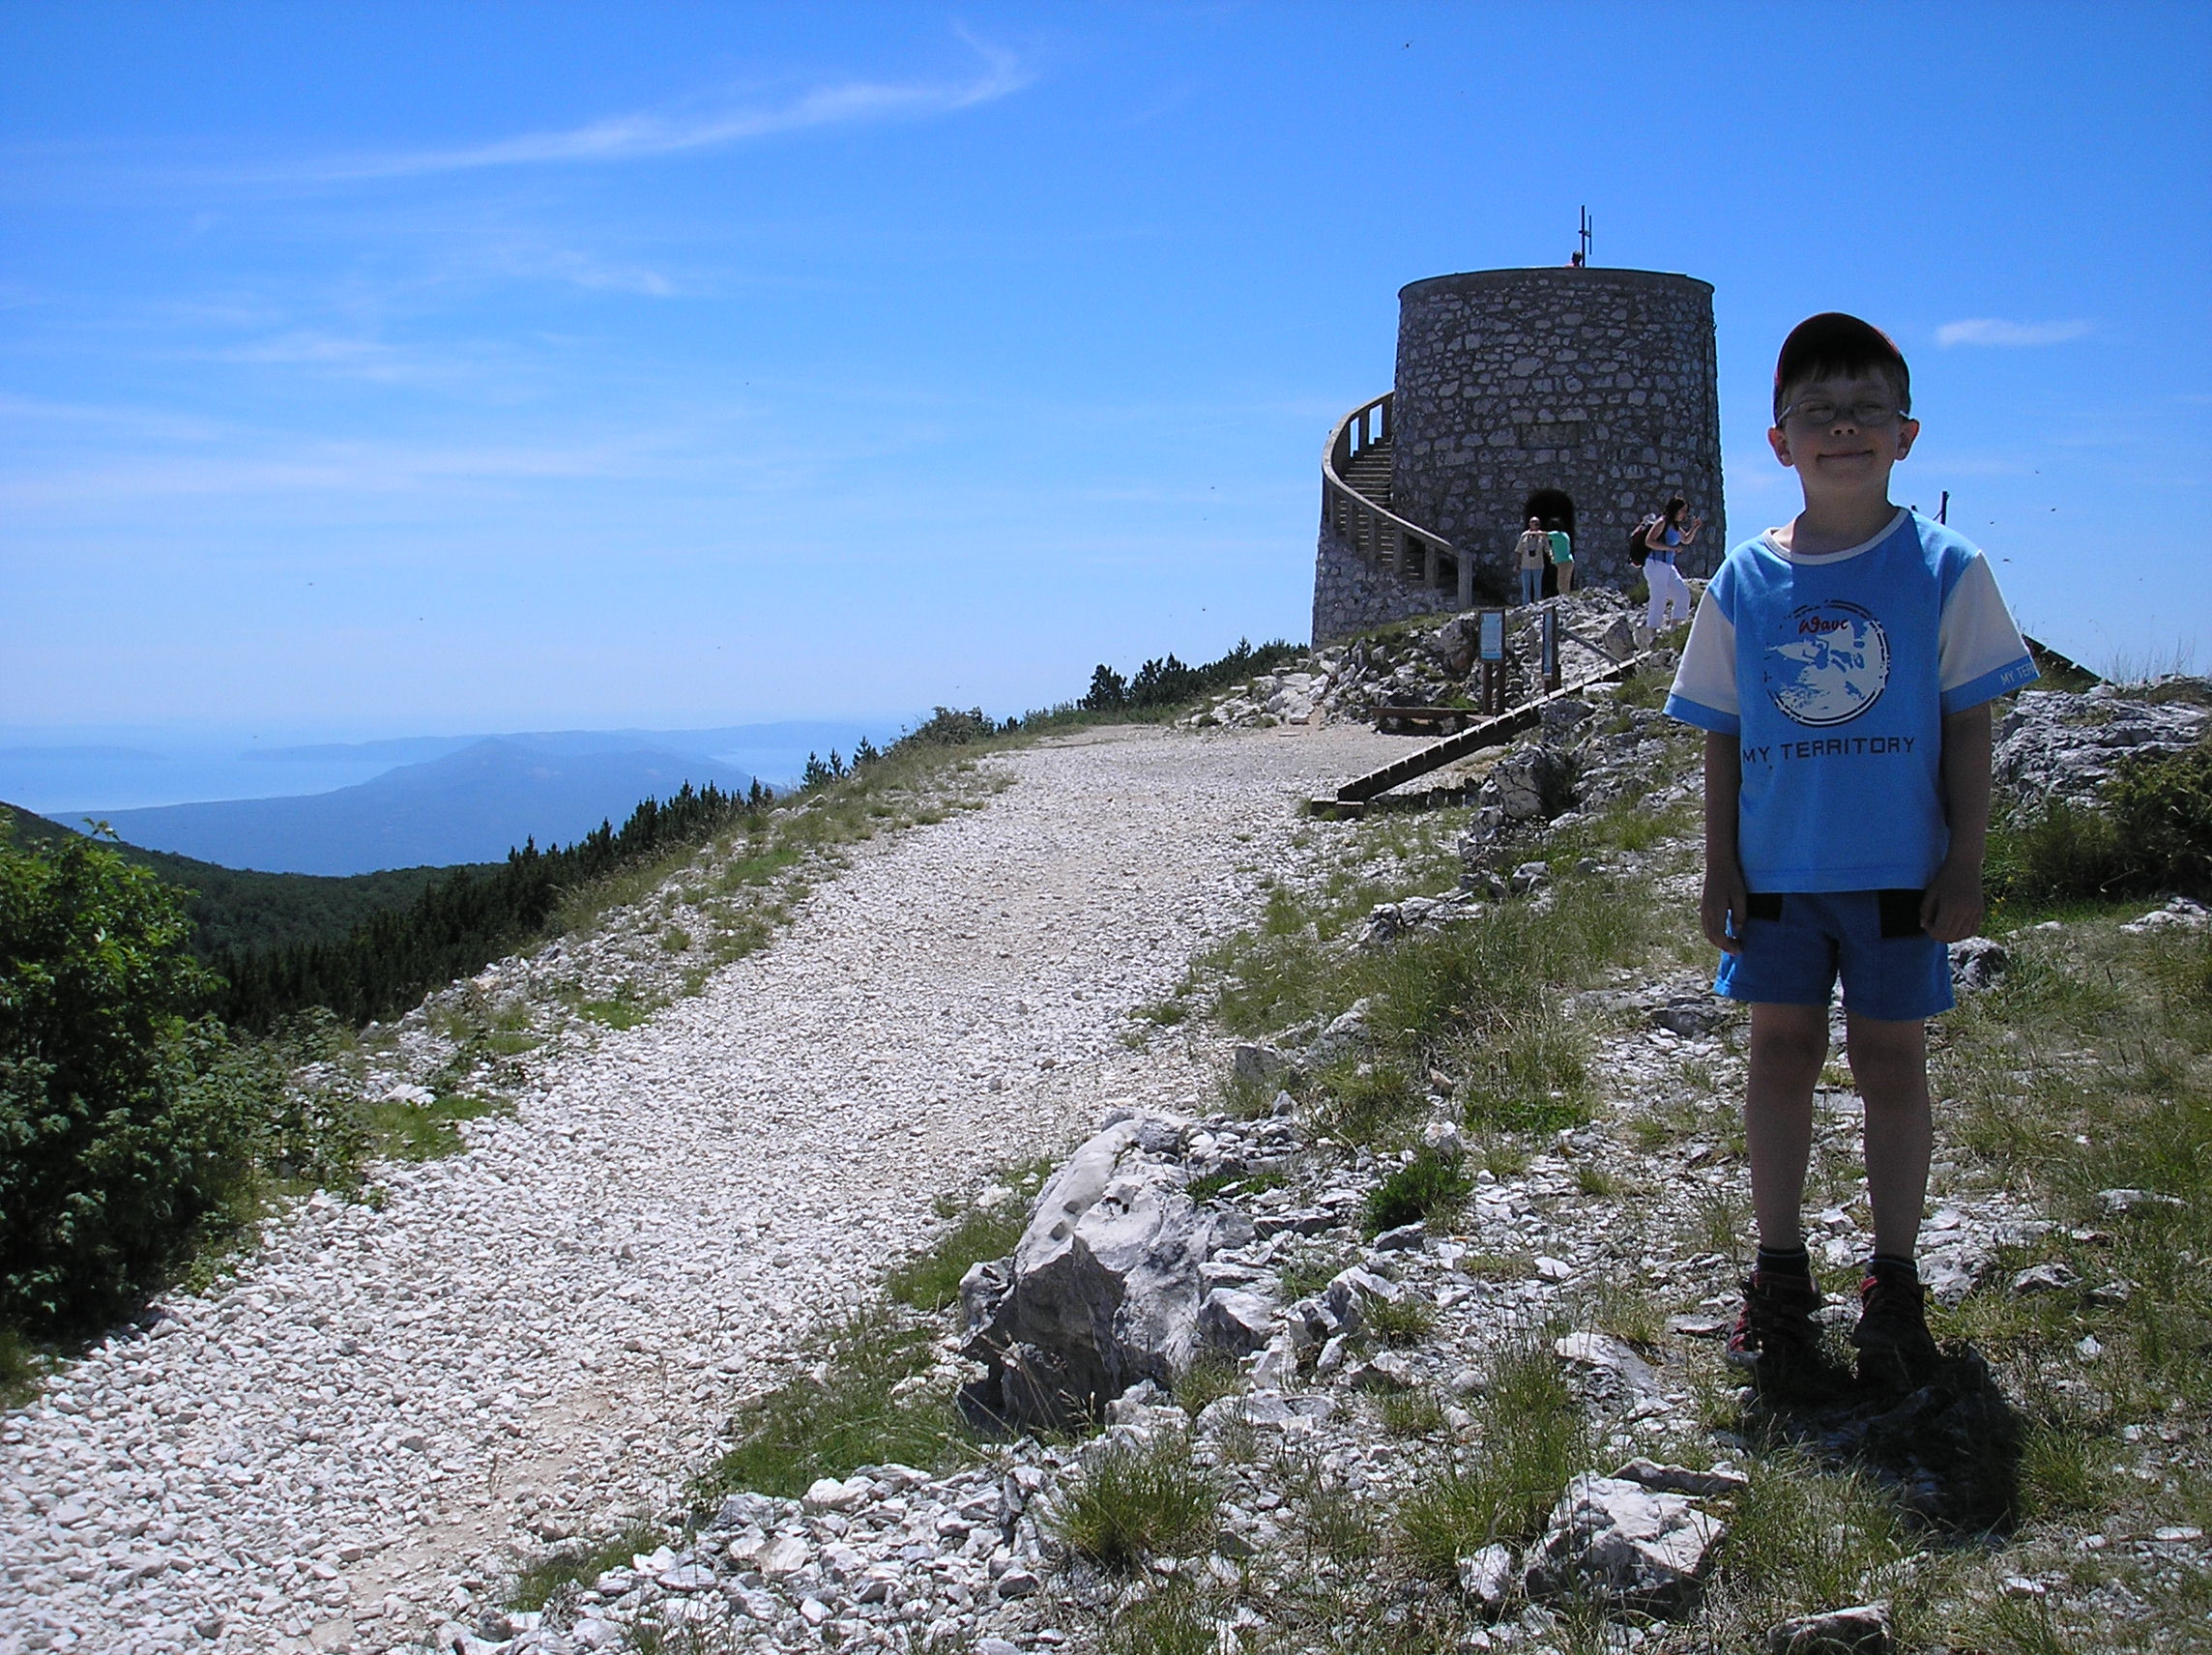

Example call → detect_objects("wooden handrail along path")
1318 647 1659 811
1322 392 1475 613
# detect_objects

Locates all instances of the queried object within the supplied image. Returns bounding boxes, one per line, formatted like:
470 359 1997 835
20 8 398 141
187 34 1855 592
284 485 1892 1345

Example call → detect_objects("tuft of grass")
361 1090 512 1162
1457 1003 1593 1136
1187 1167 1287 1204
2017 1417 2116 1522
1316 1058 1419 1147
1377 1387 1448 1437
1101 1582 1227 1655
1275 1443 1380 1566
508 1521 663 1612
1581 1277 1666 1351
1173 1351 1246 1419
0 1327 47 1408
1365 1293 1439 1346
1276 1246 1353 1302
1049 1429 1217 1571
698 1305 970 1500
885 1204 1027 1314
571 983 665 1031
1686 1184 1751 1263
1573 1161 1619 1197
1396 1333 1589 1576
1703 1454 1924 1645
1363 1148 1472 1235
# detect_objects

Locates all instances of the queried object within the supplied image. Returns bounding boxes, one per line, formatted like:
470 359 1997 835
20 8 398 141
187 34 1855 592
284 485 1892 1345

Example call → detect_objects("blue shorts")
1714 889 1954 1022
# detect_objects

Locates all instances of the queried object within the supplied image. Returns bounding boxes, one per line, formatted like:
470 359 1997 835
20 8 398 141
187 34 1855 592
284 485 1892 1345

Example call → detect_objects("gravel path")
0 721 1400 1655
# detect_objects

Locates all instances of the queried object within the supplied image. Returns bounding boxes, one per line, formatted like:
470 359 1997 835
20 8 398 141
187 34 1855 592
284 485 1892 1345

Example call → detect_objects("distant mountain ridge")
89 736 758 876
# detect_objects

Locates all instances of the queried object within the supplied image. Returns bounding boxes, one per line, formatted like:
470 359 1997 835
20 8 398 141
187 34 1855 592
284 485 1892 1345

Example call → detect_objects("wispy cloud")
292 40 1030 184
1935 318 2093 348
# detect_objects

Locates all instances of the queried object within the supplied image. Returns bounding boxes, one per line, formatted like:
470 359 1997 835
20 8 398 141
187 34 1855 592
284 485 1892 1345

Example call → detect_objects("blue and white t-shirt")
1664 508 2037 893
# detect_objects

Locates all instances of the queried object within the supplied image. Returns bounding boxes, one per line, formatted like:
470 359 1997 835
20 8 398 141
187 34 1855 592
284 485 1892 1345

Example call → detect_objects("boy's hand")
1920 857 1985 943
1702 865 1750 955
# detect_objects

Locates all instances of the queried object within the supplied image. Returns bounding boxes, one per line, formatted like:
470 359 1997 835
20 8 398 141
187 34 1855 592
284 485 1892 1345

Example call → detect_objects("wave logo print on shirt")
1761 600 1891 727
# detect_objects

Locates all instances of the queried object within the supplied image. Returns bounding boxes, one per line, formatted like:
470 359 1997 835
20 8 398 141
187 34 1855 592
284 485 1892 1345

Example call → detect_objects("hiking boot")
1726 1267 1828 1393
1852 1260 1940 1390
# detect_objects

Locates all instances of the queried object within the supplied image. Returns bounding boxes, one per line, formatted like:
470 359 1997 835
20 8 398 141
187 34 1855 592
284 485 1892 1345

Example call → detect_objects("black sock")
1756 1243 1813 1280
1867 1253 1918 1278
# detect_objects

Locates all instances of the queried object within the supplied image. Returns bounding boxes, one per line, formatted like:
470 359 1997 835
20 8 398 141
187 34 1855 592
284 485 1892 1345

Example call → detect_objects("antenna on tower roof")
1578 206 1592 268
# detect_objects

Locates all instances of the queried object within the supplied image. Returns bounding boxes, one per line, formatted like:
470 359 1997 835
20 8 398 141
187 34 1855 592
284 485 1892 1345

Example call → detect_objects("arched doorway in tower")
1524 488 1576 598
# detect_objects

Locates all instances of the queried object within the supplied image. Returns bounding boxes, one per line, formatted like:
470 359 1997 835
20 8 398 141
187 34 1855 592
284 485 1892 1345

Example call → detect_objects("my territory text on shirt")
1746 734 1917 766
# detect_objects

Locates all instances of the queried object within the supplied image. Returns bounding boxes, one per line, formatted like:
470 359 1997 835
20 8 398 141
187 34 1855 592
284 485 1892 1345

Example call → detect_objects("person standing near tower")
1548 521 1574 595
1514 515 1549 606
1641 495 1701 637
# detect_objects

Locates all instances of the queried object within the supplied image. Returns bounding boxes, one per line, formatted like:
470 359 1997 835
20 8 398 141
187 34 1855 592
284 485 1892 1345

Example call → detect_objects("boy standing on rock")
1661 313 2039 1393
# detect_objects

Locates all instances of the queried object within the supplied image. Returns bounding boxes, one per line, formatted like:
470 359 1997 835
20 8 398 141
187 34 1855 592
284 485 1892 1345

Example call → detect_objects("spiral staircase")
1321 392 1473 613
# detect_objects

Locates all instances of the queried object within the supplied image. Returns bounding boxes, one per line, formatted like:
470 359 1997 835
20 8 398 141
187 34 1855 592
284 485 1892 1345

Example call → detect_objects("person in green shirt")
1548 525 1574 595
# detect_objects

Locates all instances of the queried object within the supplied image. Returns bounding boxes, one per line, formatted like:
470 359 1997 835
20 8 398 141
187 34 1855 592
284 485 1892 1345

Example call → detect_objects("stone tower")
1313 265 1724 642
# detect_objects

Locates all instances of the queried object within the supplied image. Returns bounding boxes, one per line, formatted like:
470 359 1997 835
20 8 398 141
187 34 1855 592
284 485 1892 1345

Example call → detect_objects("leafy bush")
0 831 268 1330
1991 736 2212 907
898 706 999 746
2107 735 2212 896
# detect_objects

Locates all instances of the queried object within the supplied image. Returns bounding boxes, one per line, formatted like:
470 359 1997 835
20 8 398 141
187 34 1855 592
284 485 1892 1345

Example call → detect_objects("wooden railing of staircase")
1322 392 1473 611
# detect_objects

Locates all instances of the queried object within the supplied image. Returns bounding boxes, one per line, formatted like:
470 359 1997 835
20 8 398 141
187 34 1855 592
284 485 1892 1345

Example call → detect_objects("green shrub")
0 831 272 1331
1991 737 2212 909
2109 735 2212 896
1363 1148 1471 1235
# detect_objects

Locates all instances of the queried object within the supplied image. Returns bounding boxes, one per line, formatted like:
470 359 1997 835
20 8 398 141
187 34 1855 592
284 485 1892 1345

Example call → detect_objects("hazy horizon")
0 713 917 817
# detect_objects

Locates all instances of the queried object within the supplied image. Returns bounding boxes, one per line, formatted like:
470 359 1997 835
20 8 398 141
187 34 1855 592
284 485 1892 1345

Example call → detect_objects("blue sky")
3 1 2206 749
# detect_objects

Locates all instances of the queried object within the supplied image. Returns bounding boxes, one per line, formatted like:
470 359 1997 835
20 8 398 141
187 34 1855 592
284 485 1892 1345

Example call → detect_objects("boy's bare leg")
1745 1002 1828 1249
1844 1013 1932 1260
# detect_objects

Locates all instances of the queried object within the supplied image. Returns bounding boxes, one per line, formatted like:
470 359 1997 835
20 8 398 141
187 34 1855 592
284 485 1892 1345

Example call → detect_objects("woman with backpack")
1640 494 1701 636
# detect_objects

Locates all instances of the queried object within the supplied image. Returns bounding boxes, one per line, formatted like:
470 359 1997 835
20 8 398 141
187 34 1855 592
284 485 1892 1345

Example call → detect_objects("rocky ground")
413 670 2206 1655
0 721 1409 1655
1184 591 1648 736
8 660 2208 1655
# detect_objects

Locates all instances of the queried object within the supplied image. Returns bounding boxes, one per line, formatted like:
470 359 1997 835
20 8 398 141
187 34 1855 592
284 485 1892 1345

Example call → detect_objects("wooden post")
1541 606 1561 691
1478 609 1506 714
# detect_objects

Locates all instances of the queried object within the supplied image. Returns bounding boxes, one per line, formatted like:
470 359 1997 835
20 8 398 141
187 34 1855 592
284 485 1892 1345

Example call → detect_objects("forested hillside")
0 802 484 957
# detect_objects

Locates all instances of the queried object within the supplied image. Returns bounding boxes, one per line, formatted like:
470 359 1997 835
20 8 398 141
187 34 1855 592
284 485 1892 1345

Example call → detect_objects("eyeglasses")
1777 398 1907 430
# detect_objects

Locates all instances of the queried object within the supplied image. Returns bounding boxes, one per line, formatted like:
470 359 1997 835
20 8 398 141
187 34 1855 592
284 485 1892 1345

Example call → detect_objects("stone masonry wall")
1312 522 1462 644
1390 267 1724 599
